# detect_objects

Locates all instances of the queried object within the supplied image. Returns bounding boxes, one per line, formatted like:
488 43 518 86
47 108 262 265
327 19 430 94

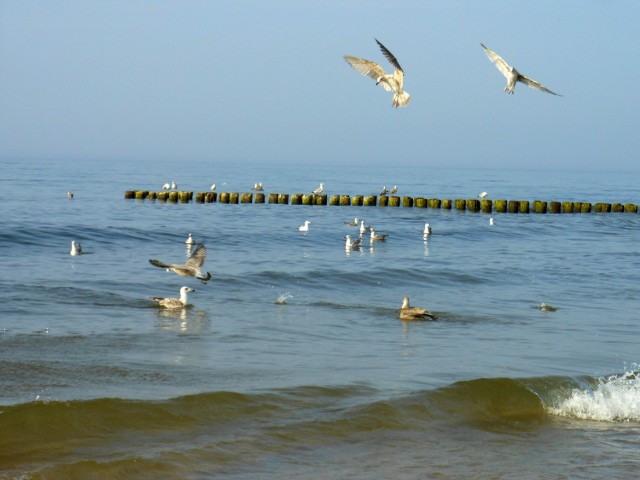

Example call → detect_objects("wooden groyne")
124 191 639 214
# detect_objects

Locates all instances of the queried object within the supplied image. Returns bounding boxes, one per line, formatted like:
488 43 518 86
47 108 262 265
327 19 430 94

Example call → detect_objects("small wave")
546 370 640 422
275 292 293 304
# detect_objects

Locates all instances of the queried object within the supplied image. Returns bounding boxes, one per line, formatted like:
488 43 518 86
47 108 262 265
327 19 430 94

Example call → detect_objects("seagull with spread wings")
481 43 561 96
149 243 212 283
344 39 411 108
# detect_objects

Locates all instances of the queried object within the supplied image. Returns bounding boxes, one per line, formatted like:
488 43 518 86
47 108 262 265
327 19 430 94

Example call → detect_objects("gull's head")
180 287 195 294
401 296 411 308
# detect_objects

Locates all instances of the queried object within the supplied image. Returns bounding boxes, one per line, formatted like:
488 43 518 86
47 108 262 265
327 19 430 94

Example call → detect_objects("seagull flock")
344 39 561 107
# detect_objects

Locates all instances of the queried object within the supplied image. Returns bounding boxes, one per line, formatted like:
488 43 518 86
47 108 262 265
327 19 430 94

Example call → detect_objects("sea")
1 157 639 479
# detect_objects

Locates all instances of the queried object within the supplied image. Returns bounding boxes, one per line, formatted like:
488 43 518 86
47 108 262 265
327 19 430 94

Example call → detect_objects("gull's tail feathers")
392 91 411 108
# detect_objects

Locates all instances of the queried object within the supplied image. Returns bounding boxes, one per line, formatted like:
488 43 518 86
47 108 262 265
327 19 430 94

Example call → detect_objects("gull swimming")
489 217 495 226
312 183 324 195
481 43 561 96
399 296 437 321
149 243 212 283
370 228 388 243
185 233 195 245
423 223 432 235
345 234 362 250
359 220 373 235
344 39 411 108
67 191 74 199
380 186 389 196
344 217 360 227
70 241 82 256
153 286 195 309
298 220 311 232
389 185 398 195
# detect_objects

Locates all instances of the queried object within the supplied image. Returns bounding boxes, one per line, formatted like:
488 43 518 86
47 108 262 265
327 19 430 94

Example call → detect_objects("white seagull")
70 241 82 256
380 186 389 196
298 220 311 232
489 217 495 226
171 181 177 190
251 182 264 191
312 183 325 195
210 184 217 192
399 296 437 321
359 220 373 235
344 39 411 108
370 228 388 243
152 286 195 309
67 191 74 199
185 233 195 245
389 185 398 195
478 192 488 199
345 234 362 250
344 217 360 226
162 183 171 190
149 243 212 283
481 43 561 96
423 223 432 235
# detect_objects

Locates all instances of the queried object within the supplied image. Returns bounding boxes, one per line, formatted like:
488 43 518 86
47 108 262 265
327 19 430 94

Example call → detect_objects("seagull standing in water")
149 243 212 283
344 39 411 108
70 241 82 256
152 286 195 309
312 183 324 195
481 43 561 96
398 296 437 321
298 220 311 232
185 233 195 245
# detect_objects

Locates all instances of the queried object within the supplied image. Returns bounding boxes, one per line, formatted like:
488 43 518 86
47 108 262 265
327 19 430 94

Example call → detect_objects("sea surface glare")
1 158 639 479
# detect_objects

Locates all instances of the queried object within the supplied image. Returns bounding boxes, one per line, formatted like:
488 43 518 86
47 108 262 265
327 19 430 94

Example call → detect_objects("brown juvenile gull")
398 296 437 321
149 243 212 283
153 286 195 309
481 43 561 96
344 39 411 108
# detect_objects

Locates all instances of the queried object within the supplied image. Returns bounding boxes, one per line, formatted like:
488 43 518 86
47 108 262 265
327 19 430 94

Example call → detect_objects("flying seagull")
344 39 411 108
398 296 437 321
481 43 561 96
149 243 212 283
152 286 195 309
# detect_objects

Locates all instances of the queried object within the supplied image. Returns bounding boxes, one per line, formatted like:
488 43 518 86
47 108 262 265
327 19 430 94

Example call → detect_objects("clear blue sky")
1 1 639 169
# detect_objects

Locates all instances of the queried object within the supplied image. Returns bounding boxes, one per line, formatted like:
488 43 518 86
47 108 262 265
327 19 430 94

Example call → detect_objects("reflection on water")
155 308 211 333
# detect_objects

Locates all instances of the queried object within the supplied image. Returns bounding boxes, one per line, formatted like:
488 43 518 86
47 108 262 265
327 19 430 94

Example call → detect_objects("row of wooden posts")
124 190 639 214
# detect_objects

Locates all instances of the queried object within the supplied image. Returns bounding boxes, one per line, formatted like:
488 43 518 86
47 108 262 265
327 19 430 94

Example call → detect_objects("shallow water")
1 158 639 478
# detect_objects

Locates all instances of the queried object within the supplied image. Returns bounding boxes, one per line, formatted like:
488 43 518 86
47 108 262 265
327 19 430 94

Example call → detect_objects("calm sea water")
1 158 639 479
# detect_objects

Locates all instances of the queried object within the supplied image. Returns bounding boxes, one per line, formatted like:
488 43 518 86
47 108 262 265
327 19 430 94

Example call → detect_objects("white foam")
548 371 640 422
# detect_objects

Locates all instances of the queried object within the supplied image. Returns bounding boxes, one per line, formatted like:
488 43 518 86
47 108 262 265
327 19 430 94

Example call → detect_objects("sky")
1 1 639 170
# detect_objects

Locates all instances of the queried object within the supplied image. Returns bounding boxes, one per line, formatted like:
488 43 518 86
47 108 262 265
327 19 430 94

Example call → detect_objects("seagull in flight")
481 43 561 96
152 286 195 309
149 243 212 283
344 39 411 108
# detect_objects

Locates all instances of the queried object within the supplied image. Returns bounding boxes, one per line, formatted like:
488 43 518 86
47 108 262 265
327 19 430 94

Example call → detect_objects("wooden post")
379 196 389 207
624 203 638 213
364 195 377 206
494 200 507 213
481 199 492 213
549 201 561 213
196 192 205 203
508 200 519 213
612 203 624 212
254 193 265 203
291 193 302 205
241 193 253 203
315 194 328 206
278 193 289 204
415 197 427 208
300 194 312 205
205 192 217 203
135 190 149 200
428 198 441 209
148 192 157 200
580 202 592 213
158 192 168 201
340 195 350 206
402 196 414 207
533 200 547 214
442 199 452 209
268 193 278 204
519 201 530 213
351 195 364 206
388 196 401 207
329 195 340 206
454 199 466 210
561 201 574 213
168 191 178 203
466 199 480 212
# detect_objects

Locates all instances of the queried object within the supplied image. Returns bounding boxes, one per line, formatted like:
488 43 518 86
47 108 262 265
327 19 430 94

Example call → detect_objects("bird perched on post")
398 296 437 321
344 39 411 108
481 43 561 96
312 183 324 195
478 192 488 199
149 244 212 283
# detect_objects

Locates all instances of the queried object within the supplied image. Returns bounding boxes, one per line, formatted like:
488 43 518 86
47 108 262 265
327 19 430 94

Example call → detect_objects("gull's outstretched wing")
186 244 207 268
149 259 170 268
343 55 392 92
519 74 561 96
375 39 403 72
481 43 511 78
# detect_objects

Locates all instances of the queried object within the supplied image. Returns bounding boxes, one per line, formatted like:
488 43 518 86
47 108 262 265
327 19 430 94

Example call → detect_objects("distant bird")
398 296 437 321
298 220 311 232
478 192 488 199
370 228 388 242
345 234 362 250
171 181 177 190
344 217 360 227
489 217 495 226
210 184 216 192
423 223 432 235
185 233 195 245
537 303 558 312
481 43 561 96
70 240 82 256
380 186 389 196
251 182 264 191
389 185 398 195
359 220 373 235
149 243 212 283
67 191 74 199
152 286 195 309
344 39 411 108
162 183 171 190
312 182 325 195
